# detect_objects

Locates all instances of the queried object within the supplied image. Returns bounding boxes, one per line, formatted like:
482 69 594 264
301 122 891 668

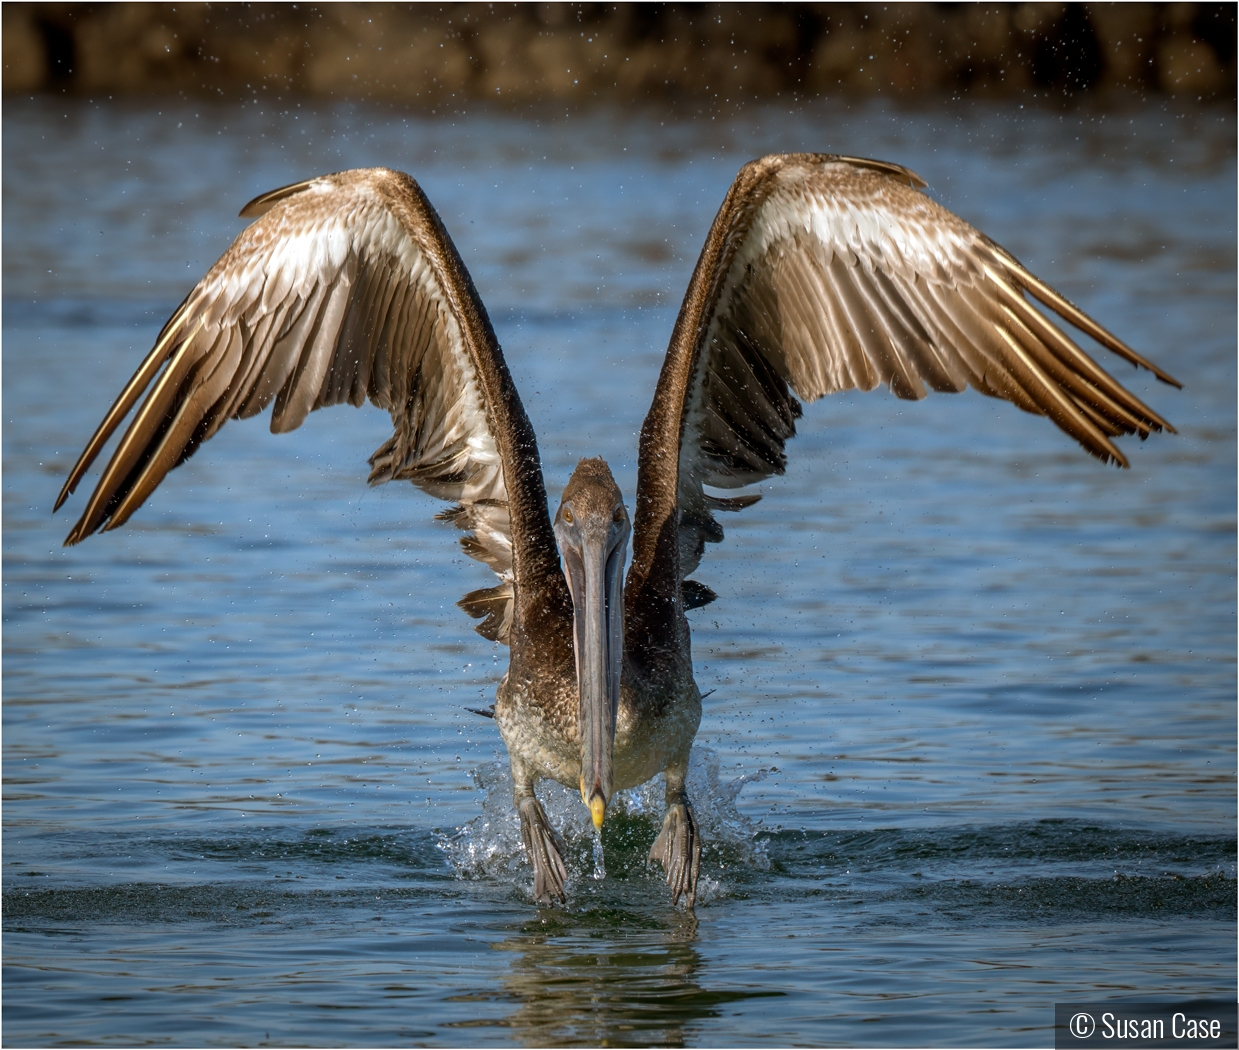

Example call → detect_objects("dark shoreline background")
4 3 1235 104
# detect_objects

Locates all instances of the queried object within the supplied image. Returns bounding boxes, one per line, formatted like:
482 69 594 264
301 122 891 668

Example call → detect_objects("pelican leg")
648 758 701 908
516 785 568 903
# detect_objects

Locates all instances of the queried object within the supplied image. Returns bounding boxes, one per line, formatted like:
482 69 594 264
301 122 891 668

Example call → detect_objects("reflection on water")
3 94 1236 1045
484 908 726 1048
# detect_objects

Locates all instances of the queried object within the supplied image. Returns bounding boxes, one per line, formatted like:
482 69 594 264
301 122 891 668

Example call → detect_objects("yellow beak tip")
589 796 606 829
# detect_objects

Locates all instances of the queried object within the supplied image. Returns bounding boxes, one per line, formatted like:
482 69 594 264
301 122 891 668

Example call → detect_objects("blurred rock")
303 8 472 100
1088 3 1157 88
1157 32 1225 93
3 6 48 92
1012 3 1068 35
3 2 1233 102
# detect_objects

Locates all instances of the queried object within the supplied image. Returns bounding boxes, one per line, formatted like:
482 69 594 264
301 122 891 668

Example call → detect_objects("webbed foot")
648 798 701 908
518 795 568 903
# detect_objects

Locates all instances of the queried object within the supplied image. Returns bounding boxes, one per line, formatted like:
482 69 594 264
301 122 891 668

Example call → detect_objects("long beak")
563 533 625 829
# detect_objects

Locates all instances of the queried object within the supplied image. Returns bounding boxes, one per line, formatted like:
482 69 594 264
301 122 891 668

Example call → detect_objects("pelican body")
55 155 1178 907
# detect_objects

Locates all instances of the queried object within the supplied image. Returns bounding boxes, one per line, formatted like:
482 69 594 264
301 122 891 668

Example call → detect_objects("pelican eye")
562 507 574 525
612 506 624 523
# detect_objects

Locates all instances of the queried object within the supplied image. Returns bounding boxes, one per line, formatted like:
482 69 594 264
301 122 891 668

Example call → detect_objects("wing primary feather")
696 329 796 479
987 277 1176 434
149 286 199 348
991 297 1154 437
196 318 265 445
993 247 1181 387
970 289 1127 464
902 277 1042 414
1069 395 1127 437
64 319 211 543
55 297 199 511
106 326 245 530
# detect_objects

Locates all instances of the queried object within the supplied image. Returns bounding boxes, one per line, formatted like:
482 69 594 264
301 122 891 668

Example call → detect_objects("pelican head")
553 458 630 830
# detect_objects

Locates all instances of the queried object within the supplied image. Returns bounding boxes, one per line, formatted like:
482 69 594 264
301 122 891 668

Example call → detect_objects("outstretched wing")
55 167 568 645
629 153 1178 621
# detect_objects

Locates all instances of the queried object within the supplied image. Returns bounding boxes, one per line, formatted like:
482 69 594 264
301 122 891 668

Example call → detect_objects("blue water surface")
3 94 1235 1047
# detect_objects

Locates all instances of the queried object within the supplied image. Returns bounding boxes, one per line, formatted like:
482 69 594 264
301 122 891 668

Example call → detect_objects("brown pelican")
55 154 1178 907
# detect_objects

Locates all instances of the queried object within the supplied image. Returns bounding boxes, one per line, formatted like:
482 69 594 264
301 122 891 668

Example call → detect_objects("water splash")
437 746 772 902
591 833 606 881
